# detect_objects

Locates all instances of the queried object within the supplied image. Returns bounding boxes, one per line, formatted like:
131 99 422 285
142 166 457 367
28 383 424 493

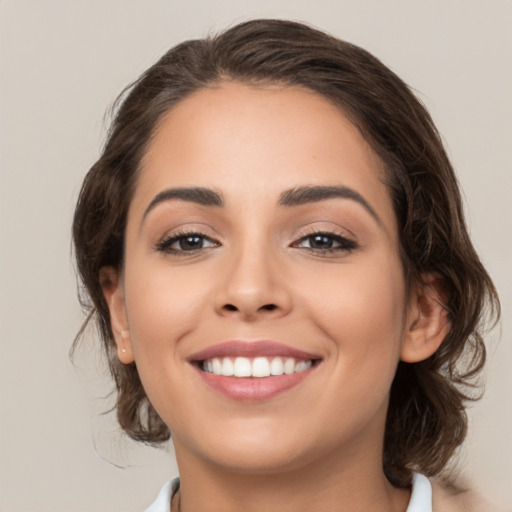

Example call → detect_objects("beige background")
0 0 511 511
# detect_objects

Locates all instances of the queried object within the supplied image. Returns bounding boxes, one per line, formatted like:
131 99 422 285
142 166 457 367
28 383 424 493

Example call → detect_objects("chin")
204 444 319 476
175 414 349 478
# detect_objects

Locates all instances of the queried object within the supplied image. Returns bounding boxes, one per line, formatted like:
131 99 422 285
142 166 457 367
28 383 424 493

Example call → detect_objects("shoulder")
431 478 505 512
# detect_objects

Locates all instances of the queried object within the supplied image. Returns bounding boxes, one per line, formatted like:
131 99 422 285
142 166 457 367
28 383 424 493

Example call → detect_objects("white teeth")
212 358 222 374
234 357 252 377
252 357 271 377
270 357 284 375
202 356 314 378
283 358 295 375
221 358 234 376
294 360 312 373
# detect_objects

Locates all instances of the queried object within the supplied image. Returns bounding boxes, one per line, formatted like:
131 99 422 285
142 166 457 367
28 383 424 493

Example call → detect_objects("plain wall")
0 0 511 510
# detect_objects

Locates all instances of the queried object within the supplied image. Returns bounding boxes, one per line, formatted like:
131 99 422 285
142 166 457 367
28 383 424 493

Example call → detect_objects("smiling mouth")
199 356 318 378
190 341 321 400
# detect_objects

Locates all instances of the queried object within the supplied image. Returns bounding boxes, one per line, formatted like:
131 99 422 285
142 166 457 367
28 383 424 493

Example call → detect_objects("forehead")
132 82 396 232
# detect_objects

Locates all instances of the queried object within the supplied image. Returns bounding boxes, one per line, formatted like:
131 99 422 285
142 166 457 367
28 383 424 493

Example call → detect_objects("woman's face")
107 82 419 475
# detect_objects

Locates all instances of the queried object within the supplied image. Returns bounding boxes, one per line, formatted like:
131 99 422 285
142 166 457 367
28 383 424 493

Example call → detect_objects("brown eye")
308 234 335 249
293 232 357 253
178 235 206 250
157 232 220 254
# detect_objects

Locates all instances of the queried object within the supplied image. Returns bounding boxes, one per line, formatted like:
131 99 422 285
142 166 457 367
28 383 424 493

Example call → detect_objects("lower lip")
195 367 315 401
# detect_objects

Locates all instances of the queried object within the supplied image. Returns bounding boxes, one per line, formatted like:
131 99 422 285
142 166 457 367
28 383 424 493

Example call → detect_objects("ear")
99 266 135 364
401 274 451 363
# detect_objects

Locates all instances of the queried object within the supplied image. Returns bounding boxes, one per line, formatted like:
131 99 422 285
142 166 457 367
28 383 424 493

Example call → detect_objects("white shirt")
145 472 432 512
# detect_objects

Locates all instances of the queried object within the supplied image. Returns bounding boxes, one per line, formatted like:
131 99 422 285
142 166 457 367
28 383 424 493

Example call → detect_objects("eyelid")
291 228 358 253
155 229 221 254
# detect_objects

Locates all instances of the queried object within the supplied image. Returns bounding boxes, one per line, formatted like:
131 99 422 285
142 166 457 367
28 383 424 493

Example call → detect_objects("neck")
173 441 410 512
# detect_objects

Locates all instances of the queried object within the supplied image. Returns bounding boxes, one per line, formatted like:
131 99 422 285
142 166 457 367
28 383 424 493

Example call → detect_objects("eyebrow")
141 184 381 225
142 187 224 221
279 185 381 224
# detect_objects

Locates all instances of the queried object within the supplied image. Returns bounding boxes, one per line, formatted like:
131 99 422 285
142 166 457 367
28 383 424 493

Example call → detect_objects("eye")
292 232 357 253
156 231 220 254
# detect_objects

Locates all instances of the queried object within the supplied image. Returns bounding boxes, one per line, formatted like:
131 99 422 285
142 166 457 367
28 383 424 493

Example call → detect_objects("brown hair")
72 19 499 487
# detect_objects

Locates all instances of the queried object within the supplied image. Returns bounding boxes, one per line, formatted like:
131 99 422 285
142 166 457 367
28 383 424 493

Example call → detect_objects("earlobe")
117 329 134 364
401 274 451 363
99 266 135 364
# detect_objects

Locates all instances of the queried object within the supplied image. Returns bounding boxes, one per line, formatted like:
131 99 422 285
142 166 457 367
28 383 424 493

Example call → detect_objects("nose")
213 245 293 321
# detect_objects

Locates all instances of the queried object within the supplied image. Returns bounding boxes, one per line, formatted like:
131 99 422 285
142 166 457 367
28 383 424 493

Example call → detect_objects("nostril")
259 303 277 312
222 303 277 313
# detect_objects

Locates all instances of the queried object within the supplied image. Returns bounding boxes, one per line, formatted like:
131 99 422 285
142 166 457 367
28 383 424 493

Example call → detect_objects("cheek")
121 260 213 428
297 255 407 370
123 260 211 360
292 256 407 437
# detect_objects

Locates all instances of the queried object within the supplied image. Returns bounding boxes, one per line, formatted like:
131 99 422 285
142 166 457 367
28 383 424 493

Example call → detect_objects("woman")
72 19 499 512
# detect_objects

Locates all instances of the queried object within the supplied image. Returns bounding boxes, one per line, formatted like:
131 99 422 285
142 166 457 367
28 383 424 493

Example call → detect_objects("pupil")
180 236 202 250
311 235 332 249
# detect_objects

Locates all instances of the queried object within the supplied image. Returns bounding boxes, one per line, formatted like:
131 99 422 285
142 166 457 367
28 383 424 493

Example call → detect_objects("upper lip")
189 340 321 362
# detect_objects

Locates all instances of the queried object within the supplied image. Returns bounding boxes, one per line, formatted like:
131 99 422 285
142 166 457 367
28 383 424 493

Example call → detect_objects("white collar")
406 473 433 512
145 473 432 512
145 479 178 512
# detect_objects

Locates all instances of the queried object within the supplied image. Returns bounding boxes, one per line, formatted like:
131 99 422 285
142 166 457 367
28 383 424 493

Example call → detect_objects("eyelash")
156 230 220 255
156 230 357 256
291 230 357 254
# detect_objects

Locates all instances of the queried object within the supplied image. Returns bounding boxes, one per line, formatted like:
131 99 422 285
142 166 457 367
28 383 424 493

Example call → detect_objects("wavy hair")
72 19 499 487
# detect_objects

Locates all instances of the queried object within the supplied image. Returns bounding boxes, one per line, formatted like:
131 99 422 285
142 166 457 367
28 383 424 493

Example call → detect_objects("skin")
102 82 449 512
